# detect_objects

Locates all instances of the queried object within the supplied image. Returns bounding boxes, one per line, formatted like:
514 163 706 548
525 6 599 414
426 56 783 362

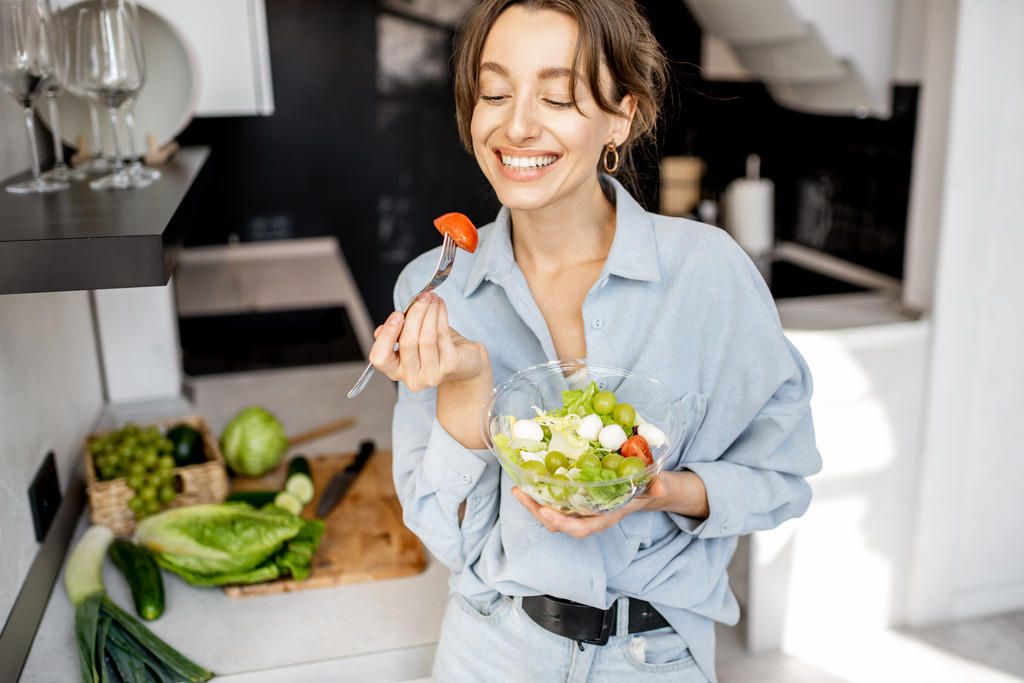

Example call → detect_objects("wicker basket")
84 415 229 536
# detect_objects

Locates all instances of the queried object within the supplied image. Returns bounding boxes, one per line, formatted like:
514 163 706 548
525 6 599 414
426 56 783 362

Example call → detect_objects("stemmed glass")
0 0 68 193
59 6 110 173
117 0 158 181
37 0 85 182
74 2 150 190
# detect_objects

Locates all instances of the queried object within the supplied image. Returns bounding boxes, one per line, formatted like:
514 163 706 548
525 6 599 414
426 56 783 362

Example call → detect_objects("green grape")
158 485 176 504
601 453 625 471
616 456 646 478
520 460 548 478
144 499 162 515
613 403 636 428
593 390 617 415
549 473 572 501
576 453 601 470
128 496 145 514
129 461 147 476
158 455 175 471
544 451 568 473
139 485 157 502
126 474 144 491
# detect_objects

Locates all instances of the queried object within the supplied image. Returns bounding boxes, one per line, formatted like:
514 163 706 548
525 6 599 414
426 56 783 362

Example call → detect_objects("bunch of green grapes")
89 424 178 518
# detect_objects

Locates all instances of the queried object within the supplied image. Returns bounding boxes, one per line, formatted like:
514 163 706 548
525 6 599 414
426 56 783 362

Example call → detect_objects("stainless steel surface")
316 440 375 518
347 234 458 398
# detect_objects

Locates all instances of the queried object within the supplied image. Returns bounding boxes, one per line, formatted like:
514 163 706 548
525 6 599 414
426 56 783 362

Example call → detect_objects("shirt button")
591 318 604 329
721 522 730 532
598 278 608 288
460 473 472 485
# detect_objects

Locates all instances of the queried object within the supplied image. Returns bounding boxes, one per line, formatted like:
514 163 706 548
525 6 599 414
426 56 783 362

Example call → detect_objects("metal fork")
346 234 459 398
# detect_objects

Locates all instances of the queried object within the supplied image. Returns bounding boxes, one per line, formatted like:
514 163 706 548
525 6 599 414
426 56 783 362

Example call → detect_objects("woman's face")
470 6 633 215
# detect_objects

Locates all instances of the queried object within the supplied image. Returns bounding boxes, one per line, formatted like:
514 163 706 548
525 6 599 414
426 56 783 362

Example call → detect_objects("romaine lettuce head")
136 503 303 578
220 406 289 477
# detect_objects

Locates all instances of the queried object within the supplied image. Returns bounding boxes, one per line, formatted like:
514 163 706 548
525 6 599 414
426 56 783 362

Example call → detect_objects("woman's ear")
612 93 638 146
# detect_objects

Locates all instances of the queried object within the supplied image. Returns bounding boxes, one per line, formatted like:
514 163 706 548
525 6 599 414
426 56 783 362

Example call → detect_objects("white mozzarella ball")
598 423 629 451
576 414 604 442
637 423 666 448
511 419 544 442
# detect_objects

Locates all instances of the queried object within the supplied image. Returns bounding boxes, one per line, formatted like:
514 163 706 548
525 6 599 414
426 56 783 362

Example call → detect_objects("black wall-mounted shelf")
0 146 210 295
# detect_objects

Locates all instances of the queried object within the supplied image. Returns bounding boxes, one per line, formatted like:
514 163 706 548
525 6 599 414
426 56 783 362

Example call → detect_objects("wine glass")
37 0 84 181
59 7 111 173
117 0 158 181
74 3 150 190
0 0 69 193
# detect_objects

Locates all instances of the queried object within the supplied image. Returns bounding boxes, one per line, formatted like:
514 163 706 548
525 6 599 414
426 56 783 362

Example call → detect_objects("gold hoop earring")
603 142 619 173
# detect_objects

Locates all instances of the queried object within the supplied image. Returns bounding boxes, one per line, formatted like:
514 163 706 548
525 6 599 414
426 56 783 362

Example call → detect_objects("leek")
64 525 214 683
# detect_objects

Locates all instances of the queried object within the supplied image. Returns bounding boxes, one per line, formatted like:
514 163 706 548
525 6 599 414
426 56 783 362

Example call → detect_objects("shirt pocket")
661 392 709 472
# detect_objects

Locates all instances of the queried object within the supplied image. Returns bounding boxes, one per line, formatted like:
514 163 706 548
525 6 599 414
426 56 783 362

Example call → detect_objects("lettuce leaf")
136 502 323 586
576 466 631 502
562 381 600 417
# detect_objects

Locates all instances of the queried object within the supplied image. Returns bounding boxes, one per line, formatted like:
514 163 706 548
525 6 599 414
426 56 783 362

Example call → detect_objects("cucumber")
166 424 205 467
286 456 311 480
108 539 165 621
284 455 315 505
274 491 303 516
225 490 278 507
284 473 315 505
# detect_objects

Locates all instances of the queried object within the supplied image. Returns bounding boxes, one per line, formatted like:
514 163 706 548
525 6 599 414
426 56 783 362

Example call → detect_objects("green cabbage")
135 503 324 586
220 405 289 476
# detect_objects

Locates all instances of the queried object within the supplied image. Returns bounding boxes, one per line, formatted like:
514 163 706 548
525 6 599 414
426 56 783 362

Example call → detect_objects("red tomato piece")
620 434 653 465
434 212 478 253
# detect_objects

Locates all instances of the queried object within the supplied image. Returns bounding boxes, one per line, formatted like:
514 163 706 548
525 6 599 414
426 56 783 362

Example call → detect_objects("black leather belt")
521 594 669 647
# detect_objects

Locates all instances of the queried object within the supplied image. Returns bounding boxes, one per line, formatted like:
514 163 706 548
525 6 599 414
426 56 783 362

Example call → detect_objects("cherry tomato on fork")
434 212 479 253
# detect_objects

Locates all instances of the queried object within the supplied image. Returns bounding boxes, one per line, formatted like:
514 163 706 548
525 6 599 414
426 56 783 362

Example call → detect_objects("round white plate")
38 1 199 159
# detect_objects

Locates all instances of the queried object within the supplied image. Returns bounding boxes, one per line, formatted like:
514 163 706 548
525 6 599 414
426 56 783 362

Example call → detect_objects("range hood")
682 0 901 119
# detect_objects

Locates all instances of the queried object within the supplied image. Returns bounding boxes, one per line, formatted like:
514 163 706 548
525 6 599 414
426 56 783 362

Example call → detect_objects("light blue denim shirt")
391 177 821 680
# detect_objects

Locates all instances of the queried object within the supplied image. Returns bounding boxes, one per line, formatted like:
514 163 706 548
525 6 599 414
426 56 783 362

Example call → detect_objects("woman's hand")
369 292 488 390
369 292 493 448
511 470 709 539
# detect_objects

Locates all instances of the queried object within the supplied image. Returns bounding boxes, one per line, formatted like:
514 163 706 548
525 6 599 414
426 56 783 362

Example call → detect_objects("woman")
367 1 821 680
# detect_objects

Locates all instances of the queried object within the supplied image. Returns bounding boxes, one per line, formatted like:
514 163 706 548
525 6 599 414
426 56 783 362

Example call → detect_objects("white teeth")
501 154 557 170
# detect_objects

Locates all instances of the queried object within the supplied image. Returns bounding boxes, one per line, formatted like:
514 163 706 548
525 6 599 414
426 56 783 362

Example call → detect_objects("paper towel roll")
725 178 774 257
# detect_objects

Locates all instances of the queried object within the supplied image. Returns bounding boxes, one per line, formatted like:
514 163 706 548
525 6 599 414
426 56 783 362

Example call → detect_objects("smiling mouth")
500 153 558 170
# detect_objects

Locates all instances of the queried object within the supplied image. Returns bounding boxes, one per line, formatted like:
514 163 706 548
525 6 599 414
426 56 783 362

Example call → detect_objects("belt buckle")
580 602 616 646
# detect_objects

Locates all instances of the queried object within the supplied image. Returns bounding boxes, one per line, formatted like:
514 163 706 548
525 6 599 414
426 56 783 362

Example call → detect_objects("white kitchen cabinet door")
140 0 274 116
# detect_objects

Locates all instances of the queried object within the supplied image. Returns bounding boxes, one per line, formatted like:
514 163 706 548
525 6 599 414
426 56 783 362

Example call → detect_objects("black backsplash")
176 0 917 324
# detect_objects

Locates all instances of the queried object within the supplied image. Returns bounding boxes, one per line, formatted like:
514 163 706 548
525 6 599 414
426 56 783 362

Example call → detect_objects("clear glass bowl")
481 359 682 516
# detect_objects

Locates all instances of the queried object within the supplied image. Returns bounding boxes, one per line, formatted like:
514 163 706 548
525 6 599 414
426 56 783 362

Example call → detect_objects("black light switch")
28 451 62 543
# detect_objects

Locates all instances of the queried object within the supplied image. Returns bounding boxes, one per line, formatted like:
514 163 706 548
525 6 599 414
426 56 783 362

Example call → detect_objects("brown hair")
452 0 668 185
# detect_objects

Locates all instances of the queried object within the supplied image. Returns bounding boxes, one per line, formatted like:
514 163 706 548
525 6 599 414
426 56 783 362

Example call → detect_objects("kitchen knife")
316 440 374 518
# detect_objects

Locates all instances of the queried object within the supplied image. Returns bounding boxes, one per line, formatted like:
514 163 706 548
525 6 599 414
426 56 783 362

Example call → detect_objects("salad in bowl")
481 359 683 516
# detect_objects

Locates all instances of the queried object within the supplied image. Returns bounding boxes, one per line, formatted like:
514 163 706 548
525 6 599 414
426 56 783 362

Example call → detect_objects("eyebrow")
479 62 573 81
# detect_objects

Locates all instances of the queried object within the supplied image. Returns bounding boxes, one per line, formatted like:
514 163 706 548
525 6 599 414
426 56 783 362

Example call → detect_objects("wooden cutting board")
223 448 426 598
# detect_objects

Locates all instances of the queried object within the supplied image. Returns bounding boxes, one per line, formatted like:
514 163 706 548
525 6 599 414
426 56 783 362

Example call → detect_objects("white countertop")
21 513 449 683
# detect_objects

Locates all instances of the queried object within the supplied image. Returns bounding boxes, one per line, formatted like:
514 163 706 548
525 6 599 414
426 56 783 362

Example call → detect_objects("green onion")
64 525 214 683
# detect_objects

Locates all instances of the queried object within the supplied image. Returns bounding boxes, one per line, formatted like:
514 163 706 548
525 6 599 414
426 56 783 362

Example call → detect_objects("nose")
505 97 540 143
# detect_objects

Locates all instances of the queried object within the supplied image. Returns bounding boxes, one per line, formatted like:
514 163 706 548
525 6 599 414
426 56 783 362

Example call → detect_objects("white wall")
0 291 104 624
908 0 1024 625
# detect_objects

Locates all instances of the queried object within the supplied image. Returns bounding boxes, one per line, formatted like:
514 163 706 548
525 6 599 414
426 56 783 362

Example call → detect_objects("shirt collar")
463 175 661 298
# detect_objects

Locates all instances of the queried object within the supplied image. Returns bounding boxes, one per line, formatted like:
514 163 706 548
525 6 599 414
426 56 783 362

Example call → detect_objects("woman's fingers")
511 479 662 539
367 310 404 369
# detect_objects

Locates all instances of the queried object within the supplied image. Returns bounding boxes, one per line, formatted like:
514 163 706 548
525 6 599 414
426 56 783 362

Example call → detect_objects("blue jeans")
432 593 709 682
